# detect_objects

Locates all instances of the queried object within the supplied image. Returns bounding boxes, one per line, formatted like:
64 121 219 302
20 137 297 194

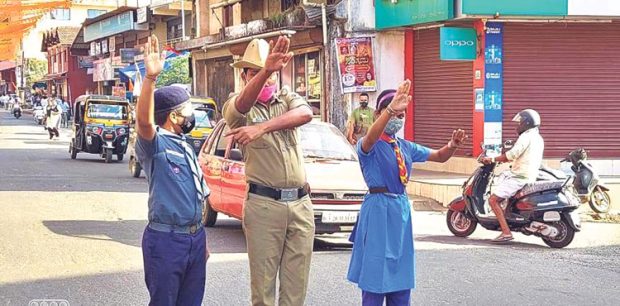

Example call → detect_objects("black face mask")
360 102 368 108
176 112 196 134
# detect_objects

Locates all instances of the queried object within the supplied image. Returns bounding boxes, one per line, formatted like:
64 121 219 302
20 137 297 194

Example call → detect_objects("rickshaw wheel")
117 154 124 161
70 141 77 160
104 149 113 163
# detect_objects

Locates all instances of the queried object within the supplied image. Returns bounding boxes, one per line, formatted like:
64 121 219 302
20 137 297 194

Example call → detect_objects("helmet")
512 109 541 135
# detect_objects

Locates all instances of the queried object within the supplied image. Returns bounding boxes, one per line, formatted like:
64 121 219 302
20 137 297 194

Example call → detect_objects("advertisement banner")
112 85 126 98
375 0 454 29
440 27 477 61
462 0 567 16
483 22 504 155
335 37 377 93
93 58 114 82
120 48 141 64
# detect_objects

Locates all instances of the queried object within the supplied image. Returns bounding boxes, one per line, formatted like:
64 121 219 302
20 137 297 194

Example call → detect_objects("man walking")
223 36 314 306
135 35 209 306
346 93 374 145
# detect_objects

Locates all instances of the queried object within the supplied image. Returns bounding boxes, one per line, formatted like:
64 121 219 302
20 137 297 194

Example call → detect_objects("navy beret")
154 86 191 114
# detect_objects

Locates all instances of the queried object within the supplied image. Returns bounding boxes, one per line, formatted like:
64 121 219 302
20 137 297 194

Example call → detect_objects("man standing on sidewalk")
135 35 209 306
346 93 374 145
223 36 314 306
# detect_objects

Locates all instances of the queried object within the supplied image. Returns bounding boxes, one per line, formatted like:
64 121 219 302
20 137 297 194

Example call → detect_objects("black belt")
248 183 309 201
369 187 389 194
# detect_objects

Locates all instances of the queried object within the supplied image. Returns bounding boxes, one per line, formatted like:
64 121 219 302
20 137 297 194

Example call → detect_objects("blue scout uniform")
137 87 210 306
347 136 430 298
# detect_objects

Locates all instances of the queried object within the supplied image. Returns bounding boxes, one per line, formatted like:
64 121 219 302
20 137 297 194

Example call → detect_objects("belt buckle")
189 224 197 234
280 188 298 201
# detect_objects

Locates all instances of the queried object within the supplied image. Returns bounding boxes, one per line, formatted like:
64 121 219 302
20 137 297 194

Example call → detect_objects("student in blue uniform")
347 80 467 306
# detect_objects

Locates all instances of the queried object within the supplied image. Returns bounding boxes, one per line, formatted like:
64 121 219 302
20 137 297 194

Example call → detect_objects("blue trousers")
362 290 411 306
142 226 207 306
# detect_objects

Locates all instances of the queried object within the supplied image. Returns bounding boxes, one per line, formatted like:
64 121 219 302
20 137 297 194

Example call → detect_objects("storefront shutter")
414 28 473 156
503 23 620 158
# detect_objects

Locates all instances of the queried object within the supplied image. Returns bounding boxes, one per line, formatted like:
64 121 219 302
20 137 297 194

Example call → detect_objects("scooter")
33 105 45 125
446 142 581 248
12 104 21 119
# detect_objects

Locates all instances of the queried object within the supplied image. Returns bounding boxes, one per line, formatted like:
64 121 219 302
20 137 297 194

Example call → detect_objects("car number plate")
321 212 357 224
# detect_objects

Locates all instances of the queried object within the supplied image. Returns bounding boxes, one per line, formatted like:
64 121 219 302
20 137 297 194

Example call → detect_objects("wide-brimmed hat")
231 38 270 70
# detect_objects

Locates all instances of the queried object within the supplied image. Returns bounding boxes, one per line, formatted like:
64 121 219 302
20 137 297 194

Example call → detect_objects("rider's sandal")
491 235 514 243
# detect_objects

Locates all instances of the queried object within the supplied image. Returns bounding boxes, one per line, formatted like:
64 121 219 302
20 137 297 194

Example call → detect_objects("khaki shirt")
506 128 545 183
223 87 309 189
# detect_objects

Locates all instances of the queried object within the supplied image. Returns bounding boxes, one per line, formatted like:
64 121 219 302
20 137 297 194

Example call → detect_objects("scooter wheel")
447 210 477 237
542 218 575 249
589 187 611 214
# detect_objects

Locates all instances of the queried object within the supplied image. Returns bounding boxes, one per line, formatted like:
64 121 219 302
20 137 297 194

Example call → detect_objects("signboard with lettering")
84 11 135 43
375 0 454 29
439 27 477 61
483 22 504 155
137 7 148 23
120 48 141 64
109 36 116 52
462 0 567 16
93 58 114 82
101 39 109 54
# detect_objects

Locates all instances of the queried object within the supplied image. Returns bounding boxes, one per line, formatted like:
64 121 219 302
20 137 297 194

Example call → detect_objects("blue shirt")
136 127 205 226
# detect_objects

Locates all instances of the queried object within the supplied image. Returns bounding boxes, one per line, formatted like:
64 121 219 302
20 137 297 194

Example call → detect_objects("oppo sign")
440 27 477 61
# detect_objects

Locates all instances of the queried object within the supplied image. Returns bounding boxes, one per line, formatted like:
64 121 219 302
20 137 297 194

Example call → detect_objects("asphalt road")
1 109 619 306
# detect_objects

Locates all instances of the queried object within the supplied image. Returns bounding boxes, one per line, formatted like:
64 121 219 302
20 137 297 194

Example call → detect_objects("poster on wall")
112 85 126 98
483 22 504 156
93 58 114 82
101 39 108 54
335 37 377 93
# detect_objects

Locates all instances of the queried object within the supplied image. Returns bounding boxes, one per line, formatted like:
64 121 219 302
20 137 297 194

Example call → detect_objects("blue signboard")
440 27 477 61
84 11 134 43
483 22 503 153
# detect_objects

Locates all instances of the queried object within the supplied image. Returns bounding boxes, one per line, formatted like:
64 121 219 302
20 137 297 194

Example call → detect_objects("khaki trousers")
243 193 315 306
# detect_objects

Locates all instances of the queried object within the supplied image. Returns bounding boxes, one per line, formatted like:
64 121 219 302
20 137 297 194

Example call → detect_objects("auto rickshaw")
70 95 131 163
187 96 219 153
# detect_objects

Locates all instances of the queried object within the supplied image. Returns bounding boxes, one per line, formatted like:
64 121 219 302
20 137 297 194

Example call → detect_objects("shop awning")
40 72 67 81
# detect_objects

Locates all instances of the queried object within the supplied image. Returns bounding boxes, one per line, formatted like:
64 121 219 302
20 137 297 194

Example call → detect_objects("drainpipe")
303 0 327 46
181 0 186 40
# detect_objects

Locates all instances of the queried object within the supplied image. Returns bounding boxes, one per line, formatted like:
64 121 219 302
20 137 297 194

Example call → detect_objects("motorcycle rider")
480 109 545 243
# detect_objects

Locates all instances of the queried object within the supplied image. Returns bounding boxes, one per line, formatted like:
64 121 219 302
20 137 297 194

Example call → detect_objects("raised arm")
234 36 294 114
136 35 166 141
361 80 412 153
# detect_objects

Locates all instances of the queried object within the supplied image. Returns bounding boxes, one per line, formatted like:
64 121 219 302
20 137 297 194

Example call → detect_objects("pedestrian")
60 99 70 128
45 97 61 140
223 36 314 306
135 35 209 306
346 93 375 145
347 81 467 306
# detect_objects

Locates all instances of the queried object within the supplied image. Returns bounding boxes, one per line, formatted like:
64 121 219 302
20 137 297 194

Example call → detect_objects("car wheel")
203 197 218 227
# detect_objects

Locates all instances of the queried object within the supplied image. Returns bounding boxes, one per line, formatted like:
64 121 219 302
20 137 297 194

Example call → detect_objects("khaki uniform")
223 87 315 306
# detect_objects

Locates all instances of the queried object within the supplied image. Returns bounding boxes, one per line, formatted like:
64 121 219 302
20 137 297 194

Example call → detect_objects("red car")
198 120 367 234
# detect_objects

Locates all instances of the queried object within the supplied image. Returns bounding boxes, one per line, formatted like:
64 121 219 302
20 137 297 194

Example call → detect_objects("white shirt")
506 128 544 183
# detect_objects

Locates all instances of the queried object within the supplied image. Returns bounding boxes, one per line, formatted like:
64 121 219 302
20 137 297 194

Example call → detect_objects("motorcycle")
540 148 611 214
33 105 45 125
446 142 581 248
12 103 21 119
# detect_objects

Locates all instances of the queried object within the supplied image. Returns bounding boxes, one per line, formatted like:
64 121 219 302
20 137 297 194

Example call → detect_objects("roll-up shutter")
503 23 620 158
414 28 473 156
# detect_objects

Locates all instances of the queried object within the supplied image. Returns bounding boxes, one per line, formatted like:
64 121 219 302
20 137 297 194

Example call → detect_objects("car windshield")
300 123 357 161
86 102 128 120
194 109 214 128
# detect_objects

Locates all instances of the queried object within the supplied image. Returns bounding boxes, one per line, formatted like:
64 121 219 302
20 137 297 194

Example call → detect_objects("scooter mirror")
503 140 514 150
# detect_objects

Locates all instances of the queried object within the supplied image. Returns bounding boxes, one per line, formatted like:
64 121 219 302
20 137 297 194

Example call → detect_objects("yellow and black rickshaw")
187 96 219 153
70 95 131 163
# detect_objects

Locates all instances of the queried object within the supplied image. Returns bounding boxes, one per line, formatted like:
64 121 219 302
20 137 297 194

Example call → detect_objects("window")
281 0 299 11
167 18 183 41
214 125 231 157
223 5 233 27
50 8 71 21
87 9 107 18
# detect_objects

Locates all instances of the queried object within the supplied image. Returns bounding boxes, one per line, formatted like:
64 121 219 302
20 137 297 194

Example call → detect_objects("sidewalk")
407 169 620 220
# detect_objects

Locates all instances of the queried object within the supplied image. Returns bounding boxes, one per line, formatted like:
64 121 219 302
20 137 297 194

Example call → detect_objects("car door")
198 122 226 213
221 141 246 219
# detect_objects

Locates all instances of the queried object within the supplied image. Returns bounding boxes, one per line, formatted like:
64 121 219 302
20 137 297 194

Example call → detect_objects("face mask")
257 83 277 103
175 112 196 134
360 102 368 108
384 117 404 135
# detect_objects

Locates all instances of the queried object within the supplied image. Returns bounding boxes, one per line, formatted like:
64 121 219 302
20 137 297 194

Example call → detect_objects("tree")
26 58 48 89
156 55 191 88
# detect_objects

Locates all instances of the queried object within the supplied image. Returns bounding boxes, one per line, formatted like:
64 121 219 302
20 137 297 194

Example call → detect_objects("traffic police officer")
223 36 314 306
135 35 209 306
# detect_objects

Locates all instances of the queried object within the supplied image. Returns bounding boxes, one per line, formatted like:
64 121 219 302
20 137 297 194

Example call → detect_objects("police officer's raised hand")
226 125 266 146
264 36 294 73
143 35 166 79
389 80 412 113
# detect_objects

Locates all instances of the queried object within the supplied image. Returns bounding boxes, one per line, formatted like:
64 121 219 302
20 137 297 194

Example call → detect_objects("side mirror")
229 148 243 162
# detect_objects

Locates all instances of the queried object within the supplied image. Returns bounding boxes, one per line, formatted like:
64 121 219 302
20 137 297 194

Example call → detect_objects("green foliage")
156 55 191 88
26 59 48 88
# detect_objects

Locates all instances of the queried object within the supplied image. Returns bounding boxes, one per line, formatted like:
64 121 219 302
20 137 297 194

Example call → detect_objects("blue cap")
154 86 191 114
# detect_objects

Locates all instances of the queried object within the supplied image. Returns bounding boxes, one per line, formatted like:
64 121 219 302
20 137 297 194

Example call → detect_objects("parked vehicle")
540 148 611 214
69 95 130 163
187 96 219 153
447 141 581 248
33 105 45 124
198 120 367 235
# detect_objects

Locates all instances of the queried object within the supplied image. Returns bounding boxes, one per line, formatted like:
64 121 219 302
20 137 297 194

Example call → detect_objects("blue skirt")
347 193 415 293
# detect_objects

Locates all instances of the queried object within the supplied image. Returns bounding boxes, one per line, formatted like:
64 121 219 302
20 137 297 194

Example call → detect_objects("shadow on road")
43 220 147 248
415 234 547 249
